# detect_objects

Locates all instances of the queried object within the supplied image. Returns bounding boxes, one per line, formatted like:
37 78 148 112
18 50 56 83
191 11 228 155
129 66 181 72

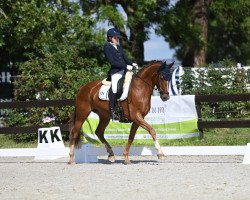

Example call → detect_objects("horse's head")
156 61 174 101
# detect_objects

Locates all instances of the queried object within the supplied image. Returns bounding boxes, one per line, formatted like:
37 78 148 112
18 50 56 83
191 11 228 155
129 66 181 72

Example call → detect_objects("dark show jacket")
104 42 132 74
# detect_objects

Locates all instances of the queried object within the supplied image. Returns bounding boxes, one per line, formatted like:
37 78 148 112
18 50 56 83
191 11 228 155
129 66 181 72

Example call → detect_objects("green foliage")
99 5 125 28
15 55 104 101
0 0 109 142
208 0 250 64
0 0 106 70
181 59 250 120
182 59 248 95
155 0 203 55
157 0 250 66
5 51 109 142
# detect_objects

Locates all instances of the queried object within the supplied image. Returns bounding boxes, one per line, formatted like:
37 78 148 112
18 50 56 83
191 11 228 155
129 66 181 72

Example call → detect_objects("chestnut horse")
68 60 174 164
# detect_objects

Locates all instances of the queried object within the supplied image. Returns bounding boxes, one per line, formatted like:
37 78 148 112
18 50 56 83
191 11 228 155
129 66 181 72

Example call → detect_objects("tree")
207 0 250 65
192 0 212 66
155 0 212 67
80 0 171 65
0 0 109 138
0 0 110 99
0 0 106 72
156 0 250 67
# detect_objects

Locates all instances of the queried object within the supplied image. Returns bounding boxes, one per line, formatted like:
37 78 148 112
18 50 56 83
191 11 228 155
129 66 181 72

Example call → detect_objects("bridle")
134 71 170 96
156 72 171 96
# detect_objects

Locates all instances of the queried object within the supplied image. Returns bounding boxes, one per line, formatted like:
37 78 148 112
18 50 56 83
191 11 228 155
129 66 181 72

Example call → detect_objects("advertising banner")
82 95 199 141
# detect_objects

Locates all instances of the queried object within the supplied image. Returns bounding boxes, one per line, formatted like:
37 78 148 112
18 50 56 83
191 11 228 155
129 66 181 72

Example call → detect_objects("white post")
243 143 250 164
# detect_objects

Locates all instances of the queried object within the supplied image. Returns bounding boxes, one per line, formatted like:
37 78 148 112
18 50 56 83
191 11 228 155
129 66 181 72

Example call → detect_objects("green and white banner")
82 95 199 141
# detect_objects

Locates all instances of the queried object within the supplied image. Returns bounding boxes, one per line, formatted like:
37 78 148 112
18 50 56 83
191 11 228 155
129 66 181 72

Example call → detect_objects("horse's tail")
69 109 81 147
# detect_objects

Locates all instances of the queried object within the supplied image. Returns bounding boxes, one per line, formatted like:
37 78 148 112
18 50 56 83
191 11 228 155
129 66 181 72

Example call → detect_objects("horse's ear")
158 61 166 72
168 61 175 68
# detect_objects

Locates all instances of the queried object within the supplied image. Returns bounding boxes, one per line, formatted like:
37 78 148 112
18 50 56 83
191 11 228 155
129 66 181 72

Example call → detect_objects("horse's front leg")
123 122 139 165
135 114 165 160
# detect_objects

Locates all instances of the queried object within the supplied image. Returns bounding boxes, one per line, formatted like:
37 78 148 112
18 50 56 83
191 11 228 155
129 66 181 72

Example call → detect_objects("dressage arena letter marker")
39 130 49 143
50 129 61 142
35 126 67 160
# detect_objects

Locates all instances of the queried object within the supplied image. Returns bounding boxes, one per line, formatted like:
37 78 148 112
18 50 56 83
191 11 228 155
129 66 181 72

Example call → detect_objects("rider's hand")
127 65 133 70
132 63 138 70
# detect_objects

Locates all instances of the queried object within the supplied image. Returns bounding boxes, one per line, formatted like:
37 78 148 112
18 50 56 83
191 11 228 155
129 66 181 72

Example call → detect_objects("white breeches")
111 70 124 93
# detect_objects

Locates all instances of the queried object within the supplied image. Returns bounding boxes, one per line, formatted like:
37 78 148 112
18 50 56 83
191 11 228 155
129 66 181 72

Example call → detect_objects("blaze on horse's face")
157 61 174 101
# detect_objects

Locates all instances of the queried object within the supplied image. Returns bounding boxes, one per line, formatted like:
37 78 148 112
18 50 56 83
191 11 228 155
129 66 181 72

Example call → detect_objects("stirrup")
119 117 131 123
110 111 119 121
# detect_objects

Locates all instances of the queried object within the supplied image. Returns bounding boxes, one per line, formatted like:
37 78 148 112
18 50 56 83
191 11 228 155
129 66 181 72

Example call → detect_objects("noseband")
156 72 171 96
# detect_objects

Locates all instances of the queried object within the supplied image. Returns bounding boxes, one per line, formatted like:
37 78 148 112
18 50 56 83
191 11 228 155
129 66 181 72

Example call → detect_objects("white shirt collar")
110 42 118 50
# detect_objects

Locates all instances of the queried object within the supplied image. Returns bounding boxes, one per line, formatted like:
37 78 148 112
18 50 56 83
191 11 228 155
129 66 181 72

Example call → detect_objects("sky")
116 4 176 62
144 30 175 61
97 3 177 62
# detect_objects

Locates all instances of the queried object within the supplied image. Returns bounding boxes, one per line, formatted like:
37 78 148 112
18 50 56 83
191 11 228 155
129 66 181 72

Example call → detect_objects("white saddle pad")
99 71 133 101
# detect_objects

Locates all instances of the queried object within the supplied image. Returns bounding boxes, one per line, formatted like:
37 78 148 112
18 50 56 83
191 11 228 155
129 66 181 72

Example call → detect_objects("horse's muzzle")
160 93 170 101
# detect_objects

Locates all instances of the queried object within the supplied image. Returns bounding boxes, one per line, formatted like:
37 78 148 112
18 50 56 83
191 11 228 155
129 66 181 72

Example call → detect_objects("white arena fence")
0 126 249 164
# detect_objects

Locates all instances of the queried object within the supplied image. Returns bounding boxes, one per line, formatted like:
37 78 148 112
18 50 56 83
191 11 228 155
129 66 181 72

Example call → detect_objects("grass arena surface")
1 128 250 148
0 156 249 200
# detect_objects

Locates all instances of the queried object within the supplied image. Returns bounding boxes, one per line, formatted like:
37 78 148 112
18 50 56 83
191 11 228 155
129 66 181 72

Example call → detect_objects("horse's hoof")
108 156 116 163
157 154 165 160
124 159 131 165
68 161 76 165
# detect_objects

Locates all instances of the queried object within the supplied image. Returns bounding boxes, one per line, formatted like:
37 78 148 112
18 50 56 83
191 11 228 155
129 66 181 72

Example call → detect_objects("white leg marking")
154 140 161 150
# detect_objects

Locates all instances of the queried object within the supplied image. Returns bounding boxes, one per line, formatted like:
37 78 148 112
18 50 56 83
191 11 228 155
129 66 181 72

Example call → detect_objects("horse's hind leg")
68 108 91 165
95 116 115 163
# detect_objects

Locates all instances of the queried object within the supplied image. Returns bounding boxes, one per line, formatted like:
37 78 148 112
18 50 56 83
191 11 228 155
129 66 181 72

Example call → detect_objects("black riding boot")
108 89 119 121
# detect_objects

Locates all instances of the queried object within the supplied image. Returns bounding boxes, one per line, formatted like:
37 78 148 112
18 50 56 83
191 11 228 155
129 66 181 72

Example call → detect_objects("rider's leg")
108 89 118 120
109 70 123 120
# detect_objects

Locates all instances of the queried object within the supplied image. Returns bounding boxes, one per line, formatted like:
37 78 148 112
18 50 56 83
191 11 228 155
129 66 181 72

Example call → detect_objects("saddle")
99 71 133 123
99 71 133 101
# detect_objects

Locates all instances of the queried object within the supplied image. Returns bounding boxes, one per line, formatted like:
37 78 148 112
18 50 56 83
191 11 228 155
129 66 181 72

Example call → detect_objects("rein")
134 73 154 89
123 72 155 120
123 73 154 106
133 72 164 93
133 70 171 96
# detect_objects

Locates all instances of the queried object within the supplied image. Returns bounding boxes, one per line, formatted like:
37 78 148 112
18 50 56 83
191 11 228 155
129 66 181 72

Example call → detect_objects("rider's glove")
132 63 138 69
127 65 133 70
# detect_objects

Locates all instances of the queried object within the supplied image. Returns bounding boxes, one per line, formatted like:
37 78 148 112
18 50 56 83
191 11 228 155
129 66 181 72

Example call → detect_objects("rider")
104 27 138 120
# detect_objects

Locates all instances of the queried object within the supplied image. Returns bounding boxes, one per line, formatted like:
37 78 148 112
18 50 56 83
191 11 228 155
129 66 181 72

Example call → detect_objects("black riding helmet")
107 28 121 41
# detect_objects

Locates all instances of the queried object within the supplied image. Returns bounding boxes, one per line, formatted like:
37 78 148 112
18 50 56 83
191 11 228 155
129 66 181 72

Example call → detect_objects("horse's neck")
137 63 159 87
129 63 158 101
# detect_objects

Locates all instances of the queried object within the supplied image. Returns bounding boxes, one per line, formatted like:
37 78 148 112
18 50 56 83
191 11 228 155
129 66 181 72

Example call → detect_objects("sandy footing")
0 155 249 200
